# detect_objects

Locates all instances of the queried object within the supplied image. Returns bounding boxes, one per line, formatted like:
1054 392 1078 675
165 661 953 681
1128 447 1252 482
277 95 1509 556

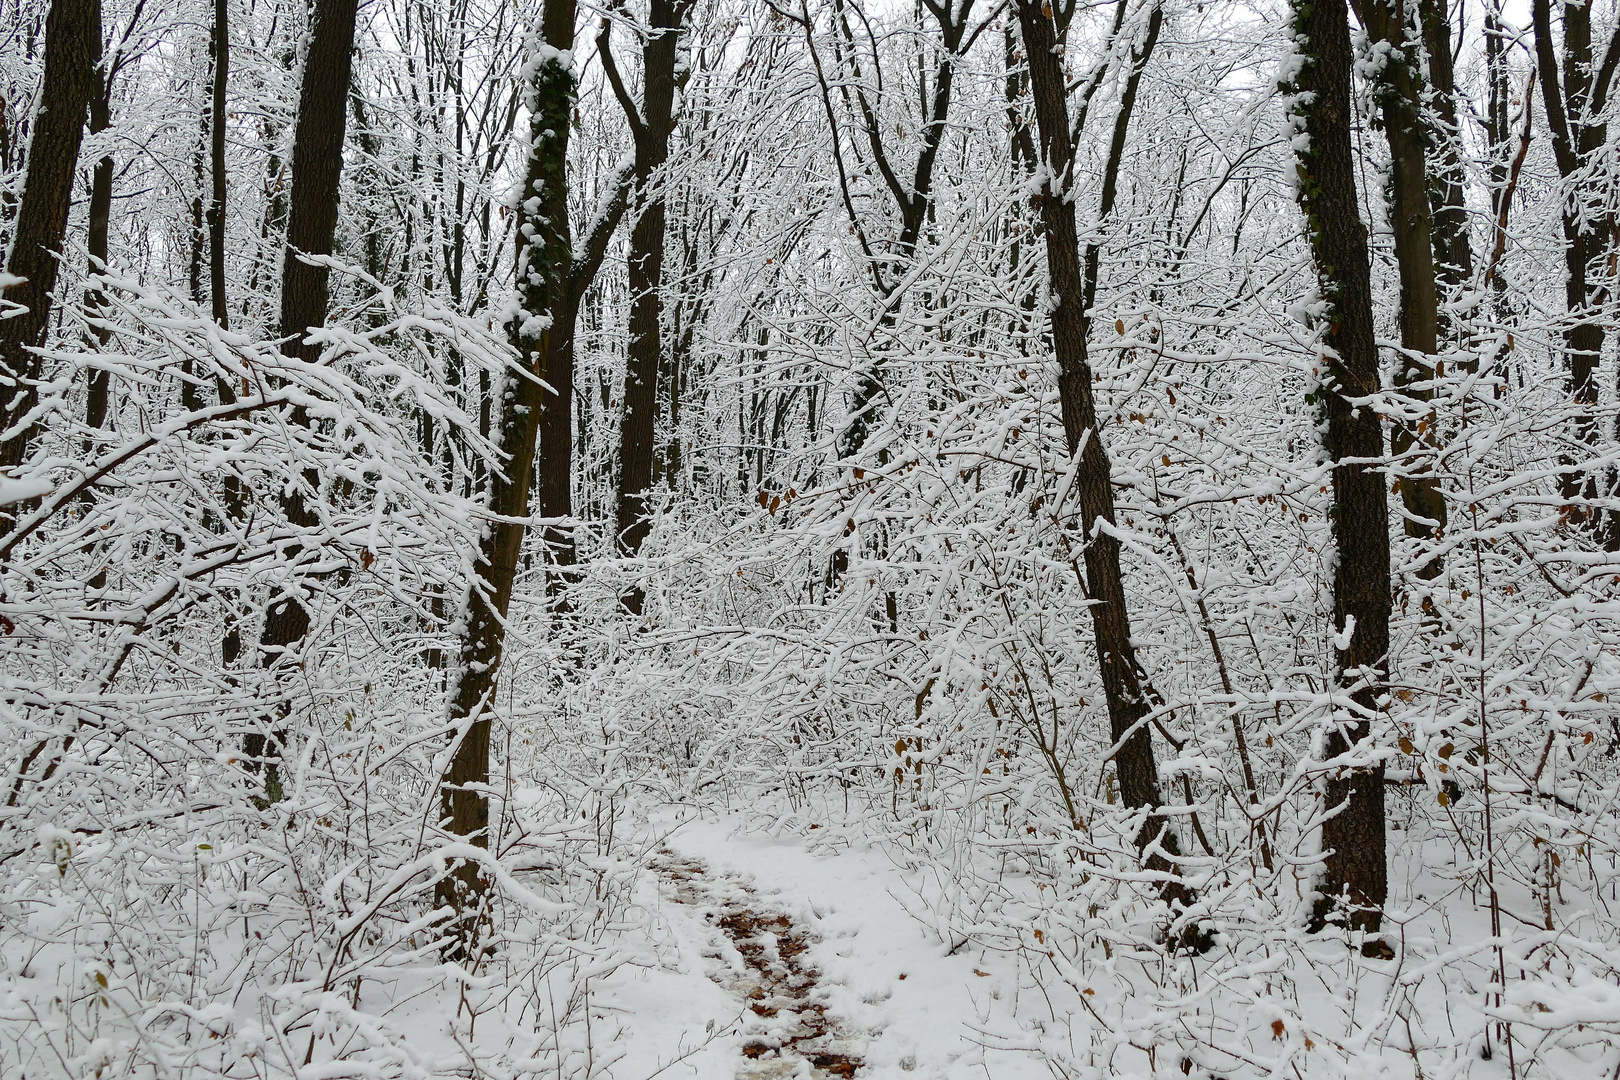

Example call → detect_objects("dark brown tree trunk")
82 67 112 431
1004 23 1035 176
1003 22 1037 337
537 167 630 579
1359 0 1445 578
1287 0 1390 941
1417 0 1473 319
1532 0 1612 511
0 0 100 484
208 0 230 332
183 137 208 415
250 0 360 802
604 0 690 614
537 299 580 571
1484 1 1512 306
435 0 577 956
1013 0 1189 909
1080 1 1160 317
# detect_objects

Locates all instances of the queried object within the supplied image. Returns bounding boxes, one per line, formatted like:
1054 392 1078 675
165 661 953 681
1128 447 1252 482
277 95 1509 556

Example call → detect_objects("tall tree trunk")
1287 0 1390 942
604 0 690 614
1080 0 1160 318
249 0 359 802
538 165 631 580
1532 0 1612 513
208 0 230 332
0 0 100 485
184 134 209 415
1484 0 1512 306
1359 0 1445 578
82 66 112 431
1013 0 1190 910
435 0 577 957
1416 0 1473 321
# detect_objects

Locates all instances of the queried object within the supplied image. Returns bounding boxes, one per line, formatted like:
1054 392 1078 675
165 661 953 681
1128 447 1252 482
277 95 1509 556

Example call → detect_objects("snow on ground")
599 811 1049 1080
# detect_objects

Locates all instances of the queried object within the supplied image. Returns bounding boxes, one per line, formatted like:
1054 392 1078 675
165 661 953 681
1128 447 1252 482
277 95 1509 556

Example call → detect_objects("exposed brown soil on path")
653 850 864 1079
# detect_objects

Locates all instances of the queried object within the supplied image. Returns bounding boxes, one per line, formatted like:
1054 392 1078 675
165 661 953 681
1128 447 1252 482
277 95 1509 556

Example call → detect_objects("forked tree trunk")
605 0 690 613
1287 0 1390 942
1358 0 1445 578
435 0 578 958
249 0 360 801
1013 0 1191 912
537 164 631 580
0 0 100 484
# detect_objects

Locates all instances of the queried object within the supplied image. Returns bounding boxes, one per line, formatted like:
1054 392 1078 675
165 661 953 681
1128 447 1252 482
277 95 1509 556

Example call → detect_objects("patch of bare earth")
653 851 864 1079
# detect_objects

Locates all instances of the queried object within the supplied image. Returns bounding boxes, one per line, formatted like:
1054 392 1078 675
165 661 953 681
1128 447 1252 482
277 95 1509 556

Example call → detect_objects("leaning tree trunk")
606 0 688 614
1012 0 1190 911
248 0 360 802
0 0 100 486
435 0 577 958
1287 0 1391 942
1360 0 1445 579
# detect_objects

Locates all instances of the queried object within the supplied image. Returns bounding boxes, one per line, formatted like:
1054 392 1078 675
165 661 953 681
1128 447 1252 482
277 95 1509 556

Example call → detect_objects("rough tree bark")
435 0 577 957
1013 0 1192 913
248 0 360 801
0 0 101 484
1357 0 1445 578
603 0 693 612
1287 0 1391 942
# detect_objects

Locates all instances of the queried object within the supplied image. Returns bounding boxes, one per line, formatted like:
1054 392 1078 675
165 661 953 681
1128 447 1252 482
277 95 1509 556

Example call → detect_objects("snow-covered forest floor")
6 0 1620 1075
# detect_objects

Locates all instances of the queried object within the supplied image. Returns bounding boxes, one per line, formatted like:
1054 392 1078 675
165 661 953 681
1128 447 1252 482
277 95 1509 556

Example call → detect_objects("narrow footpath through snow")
601 813 1051 1080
